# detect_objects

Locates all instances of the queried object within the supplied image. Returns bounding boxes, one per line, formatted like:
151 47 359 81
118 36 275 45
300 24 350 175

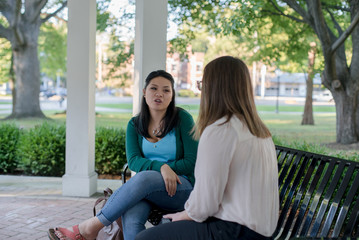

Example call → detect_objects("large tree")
170 0 359 144
270 1 359 144
0 0 67 118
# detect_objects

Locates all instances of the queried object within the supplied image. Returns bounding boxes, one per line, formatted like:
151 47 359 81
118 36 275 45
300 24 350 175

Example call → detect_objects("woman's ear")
143 89 146 97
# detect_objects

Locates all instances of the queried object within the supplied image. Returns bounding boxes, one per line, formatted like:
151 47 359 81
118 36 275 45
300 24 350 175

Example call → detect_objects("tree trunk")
334 92 358 144
7 44 45 119
304 0 359 144
10 54 16 114
2 4 47 120
302 42 316 125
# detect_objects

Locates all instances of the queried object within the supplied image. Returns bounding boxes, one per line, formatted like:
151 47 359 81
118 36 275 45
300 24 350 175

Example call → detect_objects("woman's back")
186 116 279 236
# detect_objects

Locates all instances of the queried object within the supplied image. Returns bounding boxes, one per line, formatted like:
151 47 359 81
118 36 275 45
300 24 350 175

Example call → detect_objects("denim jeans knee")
96 171 193 226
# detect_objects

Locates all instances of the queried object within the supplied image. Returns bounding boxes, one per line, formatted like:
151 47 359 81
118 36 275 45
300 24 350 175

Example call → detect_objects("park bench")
122 145 359 239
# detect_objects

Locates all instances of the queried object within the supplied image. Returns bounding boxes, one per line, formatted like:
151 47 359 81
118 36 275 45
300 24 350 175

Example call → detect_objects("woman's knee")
128 170 164 187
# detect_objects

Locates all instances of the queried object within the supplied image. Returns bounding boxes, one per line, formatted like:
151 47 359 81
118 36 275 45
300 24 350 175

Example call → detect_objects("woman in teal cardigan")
126 107 197 186
48 70 198 240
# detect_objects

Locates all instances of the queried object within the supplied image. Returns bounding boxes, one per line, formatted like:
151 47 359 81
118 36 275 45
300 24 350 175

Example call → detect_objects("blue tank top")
142 130 176 162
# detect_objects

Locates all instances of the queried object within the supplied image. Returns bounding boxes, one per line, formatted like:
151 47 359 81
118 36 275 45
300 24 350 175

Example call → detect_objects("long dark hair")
134 70 179 138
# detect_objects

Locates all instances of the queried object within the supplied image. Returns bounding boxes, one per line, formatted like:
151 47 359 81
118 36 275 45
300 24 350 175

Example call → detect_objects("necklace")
152 128 161 136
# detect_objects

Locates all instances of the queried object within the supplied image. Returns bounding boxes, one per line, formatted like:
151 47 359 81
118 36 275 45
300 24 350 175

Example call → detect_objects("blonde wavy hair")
194 56 271 139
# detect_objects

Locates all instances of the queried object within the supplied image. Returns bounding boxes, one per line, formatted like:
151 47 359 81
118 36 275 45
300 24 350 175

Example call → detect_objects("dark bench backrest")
274 145 359 239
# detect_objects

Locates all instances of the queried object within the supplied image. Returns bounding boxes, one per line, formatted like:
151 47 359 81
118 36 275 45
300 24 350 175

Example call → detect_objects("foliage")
272 135 358 162
102 32 134 88
0 38 12 85
17 122 66 176
272 135 328 155
0 123 21 173
203 34 250 64
169 0 359 144
97 0 112 32
0 122 128 177
177 89 196 98
190 31 210 53
168 0 322 72
95 127 127 175
38 21 67 82
96 0 135 89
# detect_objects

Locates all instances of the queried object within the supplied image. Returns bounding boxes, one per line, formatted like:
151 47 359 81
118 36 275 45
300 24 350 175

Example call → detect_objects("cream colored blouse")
185 116 279 237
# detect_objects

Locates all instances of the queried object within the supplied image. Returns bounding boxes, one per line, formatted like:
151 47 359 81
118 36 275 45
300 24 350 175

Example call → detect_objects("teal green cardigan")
125 108 198 185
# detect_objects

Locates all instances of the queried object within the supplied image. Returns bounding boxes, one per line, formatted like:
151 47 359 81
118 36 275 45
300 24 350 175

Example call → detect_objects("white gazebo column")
133 0 168 115
62 0 97 197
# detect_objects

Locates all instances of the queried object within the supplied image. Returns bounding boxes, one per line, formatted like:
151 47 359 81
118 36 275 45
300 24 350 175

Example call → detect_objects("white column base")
62 172 98 197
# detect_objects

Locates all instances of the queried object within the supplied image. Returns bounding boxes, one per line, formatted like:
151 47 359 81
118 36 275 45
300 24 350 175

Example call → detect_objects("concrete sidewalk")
0 175 122 240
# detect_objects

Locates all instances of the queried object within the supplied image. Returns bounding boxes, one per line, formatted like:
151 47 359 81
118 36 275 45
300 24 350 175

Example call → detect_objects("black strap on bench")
121 145 359 239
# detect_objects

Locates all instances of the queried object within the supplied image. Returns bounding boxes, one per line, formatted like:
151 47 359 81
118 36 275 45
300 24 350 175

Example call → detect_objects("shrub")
17 122 66 176
177 89 196 98
0 123 21 173
272 135 358 162
95 127 127 175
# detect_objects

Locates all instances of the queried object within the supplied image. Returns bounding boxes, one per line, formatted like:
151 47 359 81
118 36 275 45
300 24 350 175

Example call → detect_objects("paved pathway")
0 175 122 240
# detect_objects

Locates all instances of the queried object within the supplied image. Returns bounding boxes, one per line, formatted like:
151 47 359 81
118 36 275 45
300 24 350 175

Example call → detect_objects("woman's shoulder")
205 116 244 135
127 116 137 127
177 107 192 119
128 116 136 123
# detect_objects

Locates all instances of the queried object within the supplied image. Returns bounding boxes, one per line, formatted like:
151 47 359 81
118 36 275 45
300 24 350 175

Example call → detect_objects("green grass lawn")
0 106 337 145
261 112 336 144
96 103 336 113
0 104 339 142
96 103 133 110
0 103 357 161
257 105 335 113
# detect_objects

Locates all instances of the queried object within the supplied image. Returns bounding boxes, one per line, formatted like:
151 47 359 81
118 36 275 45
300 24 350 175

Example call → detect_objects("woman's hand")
160 164 182 197
163 210 192 222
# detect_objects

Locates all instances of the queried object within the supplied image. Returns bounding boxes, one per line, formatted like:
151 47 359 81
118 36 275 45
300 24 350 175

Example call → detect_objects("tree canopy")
169 0 359 144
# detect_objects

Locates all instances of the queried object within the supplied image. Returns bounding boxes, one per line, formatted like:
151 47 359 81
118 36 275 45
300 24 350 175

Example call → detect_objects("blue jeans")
96 170 193 240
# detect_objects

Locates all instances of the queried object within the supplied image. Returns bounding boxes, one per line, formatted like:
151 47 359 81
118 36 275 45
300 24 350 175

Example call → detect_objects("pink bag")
93 188 124 240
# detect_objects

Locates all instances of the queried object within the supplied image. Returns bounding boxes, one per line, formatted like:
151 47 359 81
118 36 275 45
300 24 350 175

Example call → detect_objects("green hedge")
0 123 128 177
0 123 21 173
17 122 66 176
177 89 197 98
95 127 127 175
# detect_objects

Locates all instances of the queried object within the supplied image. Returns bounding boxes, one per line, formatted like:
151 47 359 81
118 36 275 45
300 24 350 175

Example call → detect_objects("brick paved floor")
0 175 121 240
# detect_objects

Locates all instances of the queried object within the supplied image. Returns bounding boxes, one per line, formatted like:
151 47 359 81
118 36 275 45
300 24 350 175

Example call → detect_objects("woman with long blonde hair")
136 56 279 240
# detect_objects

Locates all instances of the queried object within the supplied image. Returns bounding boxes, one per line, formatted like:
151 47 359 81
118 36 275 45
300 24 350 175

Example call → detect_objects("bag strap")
93 187 113 216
